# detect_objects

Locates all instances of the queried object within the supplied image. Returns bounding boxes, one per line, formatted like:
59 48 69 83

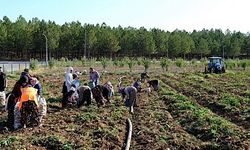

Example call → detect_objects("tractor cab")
205 57 225 73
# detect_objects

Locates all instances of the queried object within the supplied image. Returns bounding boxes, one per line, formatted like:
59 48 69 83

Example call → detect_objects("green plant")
80 57 87 66
160 58 171 71
100 57 109 70
89 57 97 67
30 58 39 70
0 136 18 147
125 57 136 73
141 58 151 72
118 60 125 68
137 57 143 66
113 59 119 67
226 59 237 69
175 58 185 68
240 61 247 70
219 94 241 108
32 135 69 150
48 58 57 69
75 112 100 123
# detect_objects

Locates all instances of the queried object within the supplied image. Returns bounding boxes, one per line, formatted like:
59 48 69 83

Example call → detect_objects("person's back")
18 86 38 110
0 67 6 108
71 73 80 89
7 76 29 128
0 67 6 92
133 80 142 92
20 68 31 81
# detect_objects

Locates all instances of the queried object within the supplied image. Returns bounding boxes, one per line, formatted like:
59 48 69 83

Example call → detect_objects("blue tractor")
205 57 226 73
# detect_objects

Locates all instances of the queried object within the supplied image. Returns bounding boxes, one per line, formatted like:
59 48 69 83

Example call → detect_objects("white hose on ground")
125 118 132 150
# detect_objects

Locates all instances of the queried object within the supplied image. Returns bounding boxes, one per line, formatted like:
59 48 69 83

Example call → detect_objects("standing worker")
89 67 100 87
62 67 73 107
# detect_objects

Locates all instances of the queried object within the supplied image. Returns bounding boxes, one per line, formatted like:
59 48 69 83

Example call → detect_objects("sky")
0 0 250 33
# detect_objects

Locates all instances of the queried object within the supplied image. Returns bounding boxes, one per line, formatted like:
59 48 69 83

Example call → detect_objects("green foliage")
113 59 119 67
75 112 100 123
0 136 18 148
240 62 247 70
118 60 125 67
94 126 119 140
137 57 143 66
160 58 171 71
32 135 73 150
89 58 97 67
48 58 57 69
0 16 248 59
158 81 241 143
141 58 151 72
219 94 241 108
124 57 136 72
100 57 110 70
239 59 249 70
175 58 185 68
30 58 39 70
226 59 237 69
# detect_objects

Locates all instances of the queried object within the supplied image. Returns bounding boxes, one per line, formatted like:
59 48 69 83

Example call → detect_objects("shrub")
100 57 109 70
125 57 136 73
141 58 151 72
89 58 97 67
30 59 39 70
80 57 87 66
160 58 171 71
113 59 119 67
118 60 125 68
0 136 18 148
137 57 143 66
226 59 237 69
175 58 185 68
48 58 57 69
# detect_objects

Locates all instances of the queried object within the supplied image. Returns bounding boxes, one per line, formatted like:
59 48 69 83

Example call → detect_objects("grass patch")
0 136 18 148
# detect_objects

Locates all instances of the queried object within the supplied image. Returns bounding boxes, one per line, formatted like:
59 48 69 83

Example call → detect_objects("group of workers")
0 68 46 130
0 66 159 130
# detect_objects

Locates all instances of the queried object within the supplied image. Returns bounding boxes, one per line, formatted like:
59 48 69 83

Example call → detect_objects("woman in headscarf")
30 77 42 96
30 77 46 124
65 67 74 93
6 76 29 128
62 67 73 107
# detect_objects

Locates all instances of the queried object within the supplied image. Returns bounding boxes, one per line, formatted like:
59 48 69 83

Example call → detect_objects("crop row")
158 80 250 150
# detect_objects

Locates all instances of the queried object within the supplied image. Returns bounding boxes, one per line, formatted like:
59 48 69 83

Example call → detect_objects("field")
0 61 249 150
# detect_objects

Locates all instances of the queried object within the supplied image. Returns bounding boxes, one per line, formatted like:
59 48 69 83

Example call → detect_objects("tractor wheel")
208 68 212 73
204 67 208 74
222 67 225 73
211 67 215 73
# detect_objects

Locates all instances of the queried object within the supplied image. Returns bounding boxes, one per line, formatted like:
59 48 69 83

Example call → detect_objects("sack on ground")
38 96 47 117
0 91 5 107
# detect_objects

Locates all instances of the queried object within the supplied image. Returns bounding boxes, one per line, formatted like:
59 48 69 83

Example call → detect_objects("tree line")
0 15 249 60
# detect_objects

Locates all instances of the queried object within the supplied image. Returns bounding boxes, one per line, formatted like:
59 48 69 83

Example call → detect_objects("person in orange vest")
6 76 28 129
18 85 39 128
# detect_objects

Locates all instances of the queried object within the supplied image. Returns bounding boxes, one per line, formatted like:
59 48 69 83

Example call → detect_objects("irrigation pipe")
125 118 132 150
